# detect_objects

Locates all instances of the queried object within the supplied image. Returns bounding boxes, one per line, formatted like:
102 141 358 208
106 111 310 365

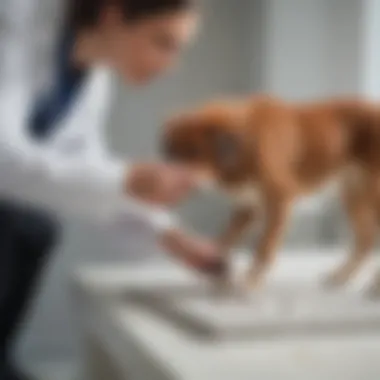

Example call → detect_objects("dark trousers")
0 202 60 363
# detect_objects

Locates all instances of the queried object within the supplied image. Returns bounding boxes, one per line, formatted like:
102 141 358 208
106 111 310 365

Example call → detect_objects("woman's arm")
0 83 130 220
58 67 181 231
0 78 191 232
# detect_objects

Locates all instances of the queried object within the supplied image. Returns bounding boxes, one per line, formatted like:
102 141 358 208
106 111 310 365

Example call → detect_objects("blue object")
28 28 88 140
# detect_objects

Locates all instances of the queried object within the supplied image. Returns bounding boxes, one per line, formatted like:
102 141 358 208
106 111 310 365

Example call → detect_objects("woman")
0 1 221 379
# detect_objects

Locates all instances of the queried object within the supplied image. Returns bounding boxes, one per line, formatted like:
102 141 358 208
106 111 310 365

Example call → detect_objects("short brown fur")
163 96 380 291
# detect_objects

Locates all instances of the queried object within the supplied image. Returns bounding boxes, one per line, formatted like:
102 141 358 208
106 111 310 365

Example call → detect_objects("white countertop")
75 249 380 380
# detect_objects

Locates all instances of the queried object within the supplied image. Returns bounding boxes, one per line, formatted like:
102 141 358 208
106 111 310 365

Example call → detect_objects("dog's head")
162 101 254 185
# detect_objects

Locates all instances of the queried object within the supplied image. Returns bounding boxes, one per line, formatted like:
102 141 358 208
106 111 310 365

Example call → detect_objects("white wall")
262 0 330 99
324 0 363 96
254 0 363 99
361 0 380 99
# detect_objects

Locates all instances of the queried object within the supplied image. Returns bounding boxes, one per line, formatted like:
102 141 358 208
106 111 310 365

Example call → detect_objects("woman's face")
100 8 199 84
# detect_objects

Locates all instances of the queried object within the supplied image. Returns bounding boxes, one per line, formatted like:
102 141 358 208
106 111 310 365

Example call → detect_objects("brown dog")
163 96 380 291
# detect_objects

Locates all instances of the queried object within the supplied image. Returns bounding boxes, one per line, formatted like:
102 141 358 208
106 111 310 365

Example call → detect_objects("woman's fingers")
160 229 226 275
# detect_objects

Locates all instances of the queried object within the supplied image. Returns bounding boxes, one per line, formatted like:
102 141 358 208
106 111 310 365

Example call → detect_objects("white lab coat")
0 0 175 232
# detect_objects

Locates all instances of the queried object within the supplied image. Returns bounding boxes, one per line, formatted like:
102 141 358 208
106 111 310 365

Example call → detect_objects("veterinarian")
0 1 221 379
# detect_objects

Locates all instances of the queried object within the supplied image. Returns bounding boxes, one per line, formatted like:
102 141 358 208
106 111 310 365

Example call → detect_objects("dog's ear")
212 130 241 171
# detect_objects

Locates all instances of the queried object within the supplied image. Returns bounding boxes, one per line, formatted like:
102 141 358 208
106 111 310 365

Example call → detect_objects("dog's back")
256 98 380 190
297 99 380 165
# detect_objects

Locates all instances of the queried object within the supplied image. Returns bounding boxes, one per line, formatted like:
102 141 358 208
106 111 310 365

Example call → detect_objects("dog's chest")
226 183 262 208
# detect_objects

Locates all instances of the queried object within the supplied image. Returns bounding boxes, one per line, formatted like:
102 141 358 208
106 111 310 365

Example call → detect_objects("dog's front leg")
212 207 257 293
244 196 291 291
218 207 257 252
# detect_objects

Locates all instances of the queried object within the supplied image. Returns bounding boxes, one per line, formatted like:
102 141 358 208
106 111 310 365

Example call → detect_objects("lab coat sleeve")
0 84 129 221
0 82 177 233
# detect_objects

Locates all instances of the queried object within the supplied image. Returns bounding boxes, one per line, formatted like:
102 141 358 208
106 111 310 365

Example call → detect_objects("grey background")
0 0 377 366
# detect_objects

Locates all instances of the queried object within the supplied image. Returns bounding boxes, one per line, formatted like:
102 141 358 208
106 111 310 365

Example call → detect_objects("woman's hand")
126 162 197 206
160 229 226 275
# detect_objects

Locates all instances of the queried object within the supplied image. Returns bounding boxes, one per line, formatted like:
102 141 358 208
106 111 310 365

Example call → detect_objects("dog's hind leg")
324 171 376 287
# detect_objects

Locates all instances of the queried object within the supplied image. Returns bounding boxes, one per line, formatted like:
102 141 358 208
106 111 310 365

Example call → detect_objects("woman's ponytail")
67 0 195 30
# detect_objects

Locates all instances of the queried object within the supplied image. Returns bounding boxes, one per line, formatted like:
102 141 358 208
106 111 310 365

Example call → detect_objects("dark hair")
68 0 195 30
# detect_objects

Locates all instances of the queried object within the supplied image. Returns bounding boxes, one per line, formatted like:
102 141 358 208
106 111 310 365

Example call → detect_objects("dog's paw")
207 268 236 297
209 277 249 301
321 270 350 289
210 277 234 298
240 271 265 295
366 278 380 300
